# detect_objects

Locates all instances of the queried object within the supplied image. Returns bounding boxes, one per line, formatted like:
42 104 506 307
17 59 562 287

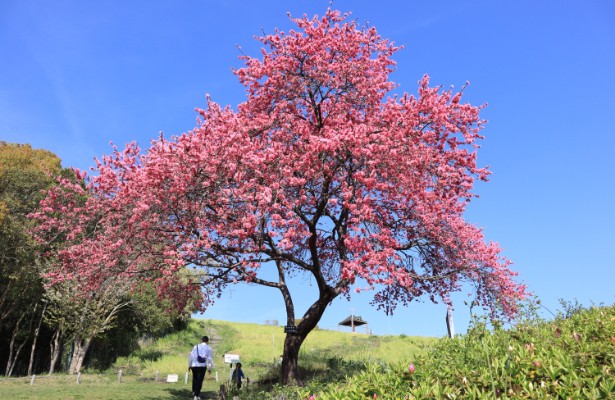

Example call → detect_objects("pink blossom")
30 8 526 382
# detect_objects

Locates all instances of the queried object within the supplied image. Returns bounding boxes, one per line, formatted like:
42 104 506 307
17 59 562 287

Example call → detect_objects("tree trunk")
281 332 306 385
279 285 338 385
4 313 26 376
68 336 92 374
0 280 15 326
48 329 62 375
5 301 40 376
28 302 47 376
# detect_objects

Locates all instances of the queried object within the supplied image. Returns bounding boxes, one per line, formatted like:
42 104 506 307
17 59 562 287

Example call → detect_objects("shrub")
264 300 615 399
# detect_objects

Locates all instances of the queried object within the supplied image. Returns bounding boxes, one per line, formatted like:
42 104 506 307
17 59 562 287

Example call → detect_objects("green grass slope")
113 319 435 382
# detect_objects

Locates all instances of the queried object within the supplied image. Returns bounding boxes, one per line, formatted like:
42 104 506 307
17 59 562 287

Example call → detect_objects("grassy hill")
0 320 432 399
112 319 435 382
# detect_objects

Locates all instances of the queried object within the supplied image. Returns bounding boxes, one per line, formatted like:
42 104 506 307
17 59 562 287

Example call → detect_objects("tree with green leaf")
0 142 62 376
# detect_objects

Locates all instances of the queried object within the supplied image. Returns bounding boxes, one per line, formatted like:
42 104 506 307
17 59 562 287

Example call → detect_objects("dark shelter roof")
339 315 367 326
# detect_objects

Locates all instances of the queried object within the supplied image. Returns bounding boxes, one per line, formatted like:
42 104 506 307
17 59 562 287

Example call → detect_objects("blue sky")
2 0 614 337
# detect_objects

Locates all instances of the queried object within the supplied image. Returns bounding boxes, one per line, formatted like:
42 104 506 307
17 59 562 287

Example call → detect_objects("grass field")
0 373 220 400
0 319 434 399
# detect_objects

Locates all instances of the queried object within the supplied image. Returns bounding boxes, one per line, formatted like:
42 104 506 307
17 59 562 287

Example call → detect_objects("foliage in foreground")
242 302 615 399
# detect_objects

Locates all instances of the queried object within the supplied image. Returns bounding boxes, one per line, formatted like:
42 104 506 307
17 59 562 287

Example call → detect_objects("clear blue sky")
2 0 614 337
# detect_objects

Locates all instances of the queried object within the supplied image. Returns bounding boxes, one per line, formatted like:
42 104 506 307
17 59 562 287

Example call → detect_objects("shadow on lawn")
152 388 217 399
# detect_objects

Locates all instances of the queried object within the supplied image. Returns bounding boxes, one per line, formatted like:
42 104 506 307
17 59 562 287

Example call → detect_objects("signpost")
224 353 240 364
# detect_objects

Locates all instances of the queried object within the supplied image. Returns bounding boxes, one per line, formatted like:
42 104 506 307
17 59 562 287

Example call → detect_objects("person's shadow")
149 388 218 399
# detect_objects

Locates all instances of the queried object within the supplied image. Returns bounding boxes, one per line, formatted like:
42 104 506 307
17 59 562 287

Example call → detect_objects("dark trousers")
191 367 207 396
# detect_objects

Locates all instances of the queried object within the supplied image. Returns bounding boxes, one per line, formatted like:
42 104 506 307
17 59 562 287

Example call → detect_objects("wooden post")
118 368 123 383
185 371 189 384
30 374 35 385
155 371 160 382
77 372 82 384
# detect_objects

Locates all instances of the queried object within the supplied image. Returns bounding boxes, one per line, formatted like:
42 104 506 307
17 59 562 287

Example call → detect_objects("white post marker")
30 375 35 385
185 371 189 384
446 305 455 339
77 372 82 384
118 369 123 383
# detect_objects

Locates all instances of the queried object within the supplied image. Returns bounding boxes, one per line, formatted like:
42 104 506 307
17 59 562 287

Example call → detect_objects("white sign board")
224 353 240 364
166 374 178 383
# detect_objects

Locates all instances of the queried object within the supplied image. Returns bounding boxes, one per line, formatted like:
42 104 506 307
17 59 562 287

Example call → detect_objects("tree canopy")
32 10 526 384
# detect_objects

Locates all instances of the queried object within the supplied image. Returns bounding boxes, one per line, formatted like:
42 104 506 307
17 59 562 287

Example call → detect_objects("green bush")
252 300 615 399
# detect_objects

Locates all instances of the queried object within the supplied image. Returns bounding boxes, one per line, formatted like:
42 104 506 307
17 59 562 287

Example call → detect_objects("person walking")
188 335 214 400
231 362 246 389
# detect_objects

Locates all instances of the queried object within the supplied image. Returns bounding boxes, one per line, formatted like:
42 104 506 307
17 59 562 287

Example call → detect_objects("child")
231 362 246 389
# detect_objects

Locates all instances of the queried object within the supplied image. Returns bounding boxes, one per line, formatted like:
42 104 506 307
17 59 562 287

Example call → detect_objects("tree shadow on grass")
138 349 164 362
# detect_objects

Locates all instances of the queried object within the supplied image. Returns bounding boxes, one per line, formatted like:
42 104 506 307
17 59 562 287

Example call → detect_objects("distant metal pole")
446 305 455 339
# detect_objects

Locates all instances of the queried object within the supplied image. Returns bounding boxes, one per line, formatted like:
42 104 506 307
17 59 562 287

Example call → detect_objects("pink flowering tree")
33 10 525 385
30 169 202 325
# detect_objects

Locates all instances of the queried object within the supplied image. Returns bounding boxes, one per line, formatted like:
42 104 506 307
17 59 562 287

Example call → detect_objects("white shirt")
188 342 214 369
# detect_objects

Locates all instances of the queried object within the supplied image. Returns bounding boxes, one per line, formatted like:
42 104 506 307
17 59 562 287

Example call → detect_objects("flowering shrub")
239 301 615 399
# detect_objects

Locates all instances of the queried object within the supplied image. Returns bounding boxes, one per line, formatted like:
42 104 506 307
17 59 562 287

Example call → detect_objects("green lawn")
0 373 220 400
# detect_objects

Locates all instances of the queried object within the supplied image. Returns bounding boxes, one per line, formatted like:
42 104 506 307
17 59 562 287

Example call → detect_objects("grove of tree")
0 142 62 376
0 142 192 376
